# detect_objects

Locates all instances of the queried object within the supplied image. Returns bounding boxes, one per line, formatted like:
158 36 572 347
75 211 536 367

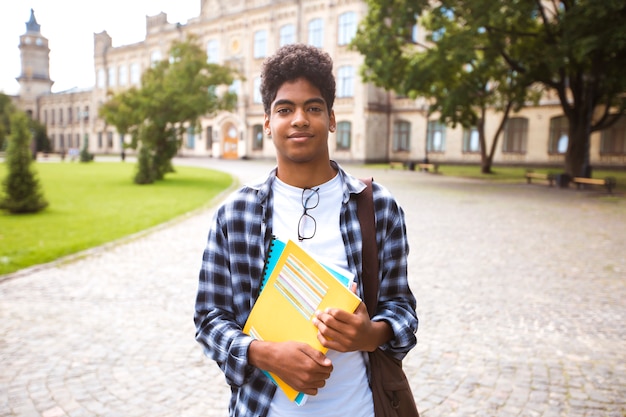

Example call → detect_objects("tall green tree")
353 0 626 177
100 35 238 184
0 112 48 214
0 93 17 151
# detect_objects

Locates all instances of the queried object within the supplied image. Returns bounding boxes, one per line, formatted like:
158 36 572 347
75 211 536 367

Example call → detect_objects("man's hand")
312 302 392 352
248 340 333 395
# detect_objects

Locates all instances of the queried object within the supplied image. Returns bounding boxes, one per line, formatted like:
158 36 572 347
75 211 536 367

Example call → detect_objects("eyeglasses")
298 187 319 242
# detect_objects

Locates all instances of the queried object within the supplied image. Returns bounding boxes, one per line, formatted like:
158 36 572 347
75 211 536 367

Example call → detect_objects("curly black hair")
260 44 336 115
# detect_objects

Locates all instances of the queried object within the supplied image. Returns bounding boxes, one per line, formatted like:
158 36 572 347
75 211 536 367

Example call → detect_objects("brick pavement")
1 158 624 417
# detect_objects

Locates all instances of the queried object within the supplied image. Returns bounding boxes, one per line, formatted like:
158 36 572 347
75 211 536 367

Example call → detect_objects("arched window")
280 24 296 47
337 66 354 98
254 30 268 59
336 121 351 150
601 115 626 155
502 117 528 153
206 40 219 64
427 120 446 152
308 18 324 48
549 116 569 154
252 124 264 150
338 12 357 45
462 127 480 153
393 120 411 152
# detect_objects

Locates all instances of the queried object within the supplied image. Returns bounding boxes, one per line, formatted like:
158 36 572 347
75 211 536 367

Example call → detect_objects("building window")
462 127 481 153
151 50 162 65
308 18 324 48
502 117 528 153
254 30 268 59
411 23 419 43
280 24 296 47
43 109 47 124
59 108 64 125
51 109 55 125
601 115 626 155
107 132 114 149
108 66 116 87
252 124 264 150
338 12 357 45
393 120 411 152
130 63 140 85
337 66 354 98
336 121 352 150
427 120 446 152
548 116 569 154
68 107 73 124
206 126 213 151
98 132 103 149
119 66 128 86
229 79 241 96
253 77 262 104
59 134 65 150
187 126 196 149
97 69 106 88
207 40 219 64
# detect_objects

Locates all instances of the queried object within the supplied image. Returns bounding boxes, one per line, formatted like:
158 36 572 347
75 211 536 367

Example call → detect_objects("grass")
0 162 234 276
373 163 626 193
2 159 624 277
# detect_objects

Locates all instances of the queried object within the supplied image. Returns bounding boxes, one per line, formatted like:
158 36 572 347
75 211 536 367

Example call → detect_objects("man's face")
264 77 336 167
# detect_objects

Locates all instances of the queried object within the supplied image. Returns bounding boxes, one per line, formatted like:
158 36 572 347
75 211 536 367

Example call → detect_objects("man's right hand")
248 340 333 395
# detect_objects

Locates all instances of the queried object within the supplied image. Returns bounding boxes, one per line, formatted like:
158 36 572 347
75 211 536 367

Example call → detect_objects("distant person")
194 44 418 417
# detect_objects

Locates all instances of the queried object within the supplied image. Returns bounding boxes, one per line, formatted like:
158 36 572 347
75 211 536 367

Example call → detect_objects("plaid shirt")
194 162 418 417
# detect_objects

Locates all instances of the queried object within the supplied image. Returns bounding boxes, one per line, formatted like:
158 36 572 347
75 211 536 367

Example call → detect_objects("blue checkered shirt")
194 162 418 417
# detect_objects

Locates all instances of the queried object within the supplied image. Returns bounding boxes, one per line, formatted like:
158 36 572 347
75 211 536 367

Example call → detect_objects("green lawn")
372 163 626 193
0 162 234 276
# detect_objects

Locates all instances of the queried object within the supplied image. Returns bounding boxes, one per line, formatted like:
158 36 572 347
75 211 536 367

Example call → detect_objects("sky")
1 1 201 95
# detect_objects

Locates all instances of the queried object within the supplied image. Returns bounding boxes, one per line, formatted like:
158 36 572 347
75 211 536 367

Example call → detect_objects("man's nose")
291 108 310 127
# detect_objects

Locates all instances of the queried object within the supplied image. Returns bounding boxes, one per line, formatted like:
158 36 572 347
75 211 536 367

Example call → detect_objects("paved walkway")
1 158 625 417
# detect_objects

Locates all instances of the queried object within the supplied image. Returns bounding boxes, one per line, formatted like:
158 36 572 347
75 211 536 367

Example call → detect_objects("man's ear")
264 114 271 136
329 110 336 132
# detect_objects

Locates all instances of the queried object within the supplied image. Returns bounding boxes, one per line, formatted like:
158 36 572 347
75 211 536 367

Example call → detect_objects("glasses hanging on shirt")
298 187 319 241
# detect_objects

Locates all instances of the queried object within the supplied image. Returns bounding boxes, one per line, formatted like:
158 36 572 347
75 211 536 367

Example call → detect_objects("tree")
0 112 48 214
0 93 16 151
354 3 537 173
100 35 238 184
353 0 626 177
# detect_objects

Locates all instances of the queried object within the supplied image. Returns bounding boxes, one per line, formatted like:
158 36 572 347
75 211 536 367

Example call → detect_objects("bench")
525 171 555 187
389 161 407 170
571 176 617 194
417 163 439 173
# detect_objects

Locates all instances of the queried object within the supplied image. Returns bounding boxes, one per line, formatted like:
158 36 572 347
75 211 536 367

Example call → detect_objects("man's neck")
276 161 337 189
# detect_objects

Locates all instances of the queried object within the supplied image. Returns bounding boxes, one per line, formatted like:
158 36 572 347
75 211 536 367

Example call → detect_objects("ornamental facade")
13 3 626 166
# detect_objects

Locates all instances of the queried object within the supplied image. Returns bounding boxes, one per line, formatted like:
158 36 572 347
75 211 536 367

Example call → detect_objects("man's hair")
260 44 336 115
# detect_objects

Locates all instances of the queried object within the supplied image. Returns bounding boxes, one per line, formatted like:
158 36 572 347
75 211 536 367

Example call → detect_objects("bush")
0 112 48 213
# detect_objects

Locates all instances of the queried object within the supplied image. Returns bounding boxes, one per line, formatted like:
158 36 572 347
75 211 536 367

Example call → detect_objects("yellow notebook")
243 238 361 405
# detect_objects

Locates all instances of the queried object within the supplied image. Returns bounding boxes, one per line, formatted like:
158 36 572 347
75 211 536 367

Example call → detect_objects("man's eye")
308 107 323 112
277 108 291 114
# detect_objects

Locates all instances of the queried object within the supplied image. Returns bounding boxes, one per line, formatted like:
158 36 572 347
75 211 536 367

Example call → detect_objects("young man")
194 44 418 417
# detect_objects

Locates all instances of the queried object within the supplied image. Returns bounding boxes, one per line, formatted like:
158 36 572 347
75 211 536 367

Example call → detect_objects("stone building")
13 2 626 166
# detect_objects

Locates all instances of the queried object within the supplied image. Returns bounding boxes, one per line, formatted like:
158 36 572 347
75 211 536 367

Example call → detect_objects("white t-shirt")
268 174 374 417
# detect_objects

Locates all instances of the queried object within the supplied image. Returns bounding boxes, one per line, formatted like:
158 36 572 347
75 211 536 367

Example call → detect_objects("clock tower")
17 9 54 118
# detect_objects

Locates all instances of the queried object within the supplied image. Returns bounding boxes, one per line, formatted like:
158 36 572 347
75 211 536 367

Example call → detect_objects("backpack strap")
356 178 379 318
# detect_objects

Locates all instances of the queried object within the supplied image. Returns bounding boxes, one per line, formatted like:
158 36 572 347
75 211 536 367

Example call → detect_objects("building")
13 2 626 167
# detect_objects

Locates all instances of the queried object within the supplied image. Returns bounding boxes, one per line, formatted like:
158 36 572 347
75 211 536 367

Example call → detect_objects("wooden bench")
571 176 617 194
525 171 555 187
389 161 407 170
417 163 439 173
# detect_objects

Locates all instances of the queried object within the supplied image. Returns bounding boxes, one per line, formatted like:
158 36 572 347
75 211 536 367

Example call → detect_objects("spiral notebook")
244 237 361 405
